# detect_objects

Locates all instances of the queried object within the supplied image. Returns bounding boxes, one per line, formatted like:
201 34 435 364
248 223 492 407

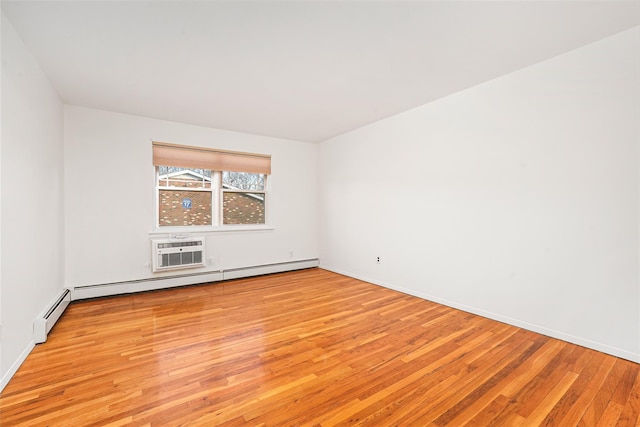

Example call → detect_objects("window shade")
152 141 271 174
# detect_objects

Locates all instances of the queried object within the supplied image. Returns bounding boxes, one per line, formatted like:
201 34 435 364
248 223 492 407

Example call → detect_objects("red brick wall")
223 192 265 225
159 190 212 226
158 173 264 226
158 190 265 226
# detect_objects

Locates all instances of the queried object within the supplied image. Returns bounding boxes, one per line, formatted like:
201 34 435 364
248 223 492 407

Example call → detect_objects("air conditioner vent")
151 237 205 272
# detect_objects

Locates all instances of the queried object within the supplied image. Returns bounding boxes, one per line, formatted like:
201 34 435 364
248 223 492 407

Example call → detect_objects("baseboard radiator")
34 289 71 344
71 258 320 301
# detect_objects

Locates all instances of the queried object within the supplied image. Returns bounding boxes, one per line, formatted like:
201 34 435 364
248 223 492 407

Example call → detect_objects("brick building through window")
158 169 265 227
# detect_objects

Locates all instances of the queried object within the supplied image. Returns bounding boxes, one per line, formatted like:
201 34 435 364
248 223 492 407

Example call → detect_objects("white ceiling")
2 1 639 143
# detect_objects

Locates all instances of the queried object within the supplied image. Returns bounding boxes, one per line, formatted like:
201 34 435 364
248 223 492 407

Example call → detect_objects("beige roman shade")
152 141 271 175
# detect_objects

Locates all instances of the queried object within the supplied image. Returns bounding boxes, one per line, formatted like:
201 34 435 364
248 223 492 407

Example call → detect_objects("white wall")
64 106 318 288
1 13 65 388
319 27 640 362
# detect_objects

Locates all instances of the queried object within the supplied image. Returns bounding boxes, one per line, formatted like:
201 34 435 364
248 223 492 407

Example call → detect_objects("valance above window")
152 141 271 175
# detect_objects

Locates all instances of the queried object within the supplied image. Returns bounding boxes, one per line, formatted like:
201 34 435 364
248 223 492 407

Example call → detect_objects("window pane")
222 171 265 191
159 189 212 226
158 167 211 189
223 192 265 225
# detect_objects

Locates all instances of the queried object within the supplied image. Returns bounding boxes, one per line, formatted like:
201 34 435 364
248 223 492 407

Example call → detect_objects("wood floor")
1 268 639 426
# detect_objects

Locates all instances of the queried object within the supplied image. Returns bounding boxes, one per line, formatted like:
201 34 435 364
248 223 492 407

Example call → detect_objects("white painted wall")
1 13 65 388
319 27 640 361
64 106 318 288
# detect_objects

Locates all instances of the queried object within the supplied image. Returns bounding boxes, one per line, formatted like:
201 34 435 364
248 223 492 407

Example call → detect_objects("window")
222 171 266 225
153 142 270 228
157 167 213 227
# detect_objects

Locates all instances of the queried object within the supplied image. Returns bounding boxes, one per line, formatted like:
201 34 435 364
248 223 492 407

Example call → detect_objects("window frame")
154 167 270 231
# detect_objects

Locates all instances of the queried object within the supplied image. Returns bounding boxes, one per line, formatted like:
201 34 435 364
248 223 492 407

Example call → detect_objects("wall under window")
64 106 318 288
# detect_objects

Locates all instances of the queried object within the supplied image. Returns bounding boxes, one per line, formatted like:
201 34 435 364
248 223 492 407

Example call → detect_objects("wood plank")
616 372 640 427
527 370 580 426
577 358 632 426
0 268 638 426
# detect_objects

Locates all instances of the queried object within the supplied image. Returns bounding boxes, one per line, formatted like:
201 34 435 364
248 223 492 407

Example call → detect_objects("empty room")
1 0 640 425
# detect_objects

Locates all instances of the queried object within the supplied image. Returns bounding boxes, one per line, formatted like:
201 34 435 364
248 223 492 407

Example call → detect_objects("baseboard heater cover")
222 259 318 280
71 258 319 301
34 289 71 344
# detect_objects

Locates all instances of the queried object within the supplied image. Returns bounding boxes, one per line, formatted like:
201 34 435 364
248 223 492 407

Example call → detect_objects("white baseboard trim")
223 259 320 280
71 271 224 300
34 289 72 344
71 259 319 301
320 265 640 364
0 340 35 394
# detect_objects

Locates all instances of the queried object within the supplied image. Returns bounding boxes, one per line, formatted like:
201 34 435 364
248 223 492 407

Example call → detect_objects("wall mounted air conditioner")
151 237 205 272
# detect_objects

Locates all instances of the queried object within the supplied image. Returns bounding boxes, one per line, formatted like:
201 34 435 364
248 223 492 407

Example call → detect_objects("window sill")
150 224 274 236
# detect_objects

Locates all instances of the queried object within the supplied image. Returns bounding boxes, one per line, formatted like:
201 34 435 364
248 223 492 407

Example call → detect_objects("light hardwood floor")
1 268 639 426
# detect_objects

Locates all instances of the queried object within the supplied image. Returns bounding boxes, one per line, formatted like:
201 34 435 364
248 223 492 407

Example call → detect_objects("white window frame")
153 167 270 232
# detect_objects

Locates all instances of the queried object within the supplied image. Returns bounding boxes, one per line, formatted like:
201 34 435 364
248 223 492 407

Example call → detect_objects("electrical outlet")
376 256 381 264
